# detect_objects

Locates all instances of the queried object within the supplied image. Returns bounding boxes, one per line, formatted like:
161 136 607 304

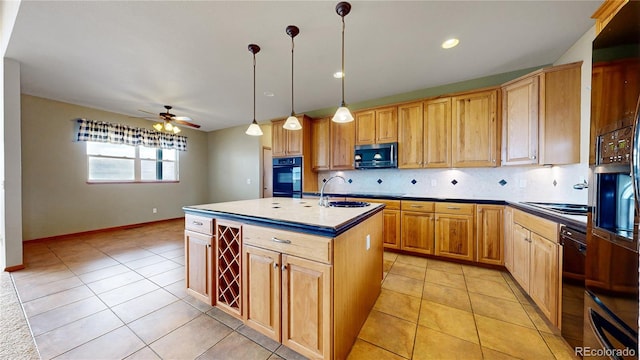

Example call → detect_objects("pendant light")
332 1 354 123
283 25 302 131
245 44 263 136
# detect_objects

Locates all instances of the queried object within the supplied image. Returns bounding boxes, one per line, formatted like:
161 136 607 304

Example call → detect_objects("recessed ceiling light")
263 91 274 97
441 38 459 49
333 71 344 79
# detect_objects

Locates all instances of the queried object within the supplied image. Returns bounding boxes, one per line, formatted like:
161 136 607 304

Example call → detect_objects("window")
87 141 178 182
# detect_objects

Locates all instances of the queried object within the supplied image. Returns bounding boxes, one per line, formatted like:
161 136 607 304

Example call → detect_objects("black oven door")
272 157 302 198
584 230 638 359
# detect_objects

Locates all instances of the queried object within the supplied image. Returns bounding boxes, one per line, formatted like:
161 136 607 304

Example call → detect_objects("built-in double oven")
584 2 639 358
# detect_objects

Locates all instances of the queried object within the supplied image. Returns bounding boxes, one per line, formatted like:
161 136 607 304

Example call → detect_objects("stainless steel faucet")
319 175 346 207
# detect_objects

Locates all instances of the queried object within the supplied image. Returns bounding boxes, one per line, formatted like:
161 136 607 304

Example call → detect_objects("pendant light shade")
246 44 263 136
332 2 354 123
283 25 302 131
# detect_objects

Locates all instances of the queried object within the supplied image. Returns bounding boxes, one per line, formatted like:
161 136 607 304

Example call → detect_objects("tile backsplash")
317 164 590 204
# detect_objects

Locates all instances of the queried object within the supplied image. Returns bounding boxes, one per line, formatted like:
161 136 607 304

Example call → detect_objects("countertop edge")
506 202 588 232
183 204 385 238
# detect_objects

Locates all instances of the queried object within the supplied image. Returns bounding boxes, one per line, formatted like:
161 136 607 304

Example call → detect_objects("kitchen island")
183 197 385 360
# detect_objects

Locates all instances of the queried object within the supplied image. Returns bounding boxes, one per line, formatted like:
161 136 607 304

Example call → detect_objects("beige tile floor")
12 219 578 359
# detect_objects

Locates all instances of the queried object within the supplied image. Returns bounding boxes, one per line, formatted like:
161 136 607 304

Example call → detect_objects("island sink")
329 200 370 208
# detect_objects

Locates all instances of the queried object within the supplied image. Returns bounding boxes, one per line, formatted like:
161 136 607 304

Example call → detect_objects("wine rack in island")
215 219 242 317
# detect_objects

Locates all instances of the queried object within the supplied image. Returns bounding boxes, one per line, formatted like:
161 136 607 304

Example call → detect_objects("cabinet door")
281 254 332 360
243 245 281 341
423 98 451 168
382 209 401 250
502 76 539 165
539 63 581 165
434 214 474 262
286 121 304 156
311 118 330 171
511 224 531 290
503 207 514 272
529 233 559 325
398 102 424 168
330 120 355 170
272 119 287 157
476 205 504 265
376 106 398 143
355 110 376 145
400 211 435 255
185 230 214 305
451 89 499 167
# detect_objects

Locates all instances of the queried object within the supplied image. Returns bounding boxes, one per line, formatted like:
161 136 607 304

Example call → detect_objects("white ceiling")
6 1 600 132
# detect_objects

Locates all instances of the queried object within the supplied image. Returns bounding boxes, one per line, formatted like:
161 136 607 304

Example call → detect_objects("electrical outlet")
366 234 371 250
519 179 527 188
152 208 157 214
246 178 251 185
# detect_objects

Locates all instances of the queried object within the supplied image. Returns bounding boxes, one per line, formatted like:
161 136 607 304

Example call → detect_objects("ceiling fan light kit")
332 1 354 123
245 43 264 136
147 105 199 133
283 25 302 131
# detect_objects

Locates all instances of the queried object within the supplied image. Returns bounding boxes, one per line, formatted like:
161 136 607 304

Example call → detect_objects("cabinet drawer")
401 200 435 212
185 214 214 235
348 197 401 210
513 209 558 242
243 225 333 264
435 202 475 215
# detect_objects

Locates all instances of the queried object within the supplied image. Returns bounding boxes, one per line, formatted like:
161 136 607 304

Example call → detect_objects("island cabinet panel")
243 225 332 264
398 101 424 168
282 254 332 360
476 205 504 265
243 245 281 341
312 118 331 171
215 220 242 318
330 120 355 170
451 88 499 168
434 203 475 262
184 230 214 305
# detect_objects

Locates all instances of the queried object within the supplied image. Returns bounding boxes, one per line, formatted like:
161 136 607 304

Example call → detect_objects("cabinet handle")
192 221 203 226
410 205 423 208
281 264 287 271
271 237 292 244
530 155 537 160
447 207 461 210
273 263 278 269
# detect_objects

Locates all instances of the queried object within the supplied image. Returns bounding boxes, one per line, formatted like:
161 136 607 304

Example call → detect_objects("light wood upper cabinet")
398 102 424 168
355 106 398 145
330 120 355 170
355 110 376 145
271 115 311 157
502 75 539 165
451 88 500 168
476 205 504 266
502 62 581 166
311 118 330 171
424 97 452 168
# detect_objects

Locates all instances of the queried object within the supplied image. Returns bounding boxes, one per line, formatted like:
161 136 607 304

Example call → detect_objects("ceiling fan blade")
174 119 201 128
173 116 192 121
138 109 156 115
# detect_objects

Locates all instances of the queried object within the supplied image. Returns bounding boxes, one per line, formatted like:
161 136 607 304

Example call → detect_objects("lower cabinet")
503 206 514 271
510 209 560 326
434 203 475 261
400 201 435 255
476 205 504 265
243 245 331 359
185 230 214 304
347 198 401 249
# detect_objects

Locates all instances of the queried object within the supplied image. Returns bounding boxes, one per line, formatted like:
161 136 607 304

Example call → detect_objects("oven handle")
588 308 638 359
587 289 638 338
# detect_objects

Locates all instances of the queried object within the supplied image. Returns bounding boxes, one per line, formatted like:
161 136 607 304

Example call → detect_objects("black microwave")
354 142 397 169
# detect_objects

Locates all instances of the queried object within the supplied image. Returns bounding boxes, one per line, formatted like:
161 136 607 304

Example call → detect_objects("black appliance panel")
272 157 302 198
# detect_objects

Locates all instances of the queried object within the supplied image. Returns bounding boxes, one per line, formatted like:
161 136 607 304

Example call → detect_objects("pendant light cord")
340 16 346 107
253 53 256 122
291 35 295 116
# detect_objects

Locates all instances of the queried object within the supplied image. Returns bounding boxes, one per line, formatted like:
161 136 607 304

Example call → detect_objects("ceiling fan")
139 105 201 133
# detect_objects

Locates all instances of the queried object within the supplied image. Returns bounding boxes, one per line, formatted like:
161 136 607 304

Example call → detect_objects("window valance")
76 118 187 151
